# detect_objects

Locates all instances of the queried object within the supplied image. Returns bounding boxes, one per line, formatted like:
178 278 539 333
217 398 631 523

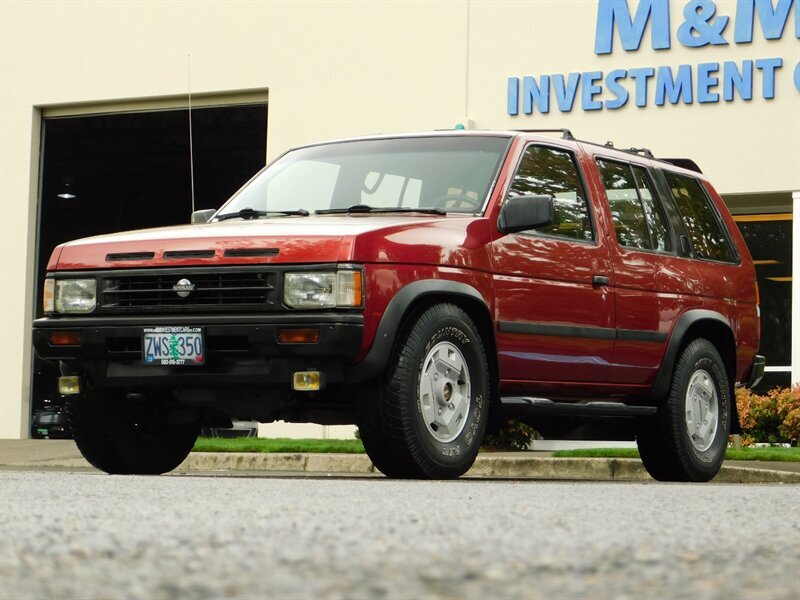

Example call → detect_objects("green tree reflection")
507 146 592 241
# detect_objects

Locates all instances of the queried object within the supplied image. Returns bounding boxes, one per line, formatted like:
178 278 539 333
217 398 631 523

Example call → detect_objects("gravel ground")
1 472 798 600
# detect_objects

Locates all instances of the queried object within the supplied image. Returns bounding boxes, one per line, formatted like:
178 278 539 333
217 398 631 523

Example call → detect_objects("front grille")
99 268 280 313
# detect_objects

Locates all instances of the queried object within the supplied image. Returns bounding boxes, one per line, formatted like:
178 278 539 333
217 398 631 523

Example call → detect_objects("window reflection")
665 172 734 262
508 146 593 242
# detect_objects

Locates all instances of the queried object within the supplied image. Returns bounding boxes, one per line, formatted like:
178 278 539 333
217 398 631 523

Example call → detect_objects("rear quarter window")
663 171 735 263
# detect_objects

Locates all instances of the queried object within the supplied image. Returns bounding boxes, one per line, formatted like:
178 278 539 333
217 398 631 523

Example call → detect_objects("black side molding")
499 321 666 343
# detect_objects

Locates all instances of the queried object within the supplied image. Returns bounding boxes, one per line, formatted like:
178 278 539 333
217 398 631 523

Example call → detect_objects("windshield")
217 136 510 218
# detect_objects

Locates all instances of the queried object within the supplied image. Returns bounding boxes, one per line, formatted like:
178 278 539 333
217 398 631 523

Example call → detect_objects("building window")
735 213 792 390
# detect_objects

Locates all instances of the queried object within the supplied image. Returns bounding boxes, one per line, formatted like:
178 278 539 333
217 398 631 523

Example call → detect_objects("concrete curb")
180 452 375 474
2 446 798 483
177 453 800 483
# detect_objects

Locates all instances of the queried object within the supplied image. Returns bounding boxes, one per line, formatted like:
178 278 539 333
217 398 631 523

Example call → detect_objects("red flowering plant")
735 386 800 446
482 418 538 451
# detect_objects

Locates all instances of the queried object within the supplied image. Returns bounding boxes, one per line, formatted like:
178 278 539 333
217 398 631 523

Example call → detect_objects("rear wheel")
67 388 199 475
637 338 730 482
358 303 490 479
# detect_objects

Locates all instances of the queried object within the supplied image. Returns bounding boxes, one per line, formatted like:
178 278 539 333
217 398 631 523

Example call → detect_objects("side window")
631 166 672 252
663 171 735 262
597 160 651 249
596 159 674 252
507 146 593 242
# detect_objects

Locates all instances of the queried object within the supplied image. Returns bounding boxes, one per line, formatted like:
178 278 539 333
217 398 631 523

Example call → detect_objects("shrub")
482 419 538 451
735 386 800 446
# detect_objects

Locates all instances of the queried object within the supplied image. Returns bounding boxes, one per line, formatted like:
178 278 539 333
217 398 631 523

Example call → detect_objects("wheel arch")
349 280 499 403
652 309 740 432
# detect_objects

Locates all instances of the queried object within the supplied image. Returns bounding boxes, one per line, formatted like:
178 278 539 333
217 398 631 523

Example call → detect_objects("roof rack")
624 147 655 158
514 128 575 141
513 131 702 172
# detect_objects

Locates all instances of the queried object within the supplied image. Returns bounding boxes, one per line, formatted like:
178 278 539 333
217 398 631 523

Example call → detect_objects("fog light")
49 332 82 346
58 376 81 395
293 371 321 391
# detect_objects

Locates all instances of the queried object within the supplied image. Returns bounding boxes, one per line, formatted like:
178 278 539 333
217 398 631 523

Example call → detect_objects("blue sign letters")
509 0 799 116
594 0 671 53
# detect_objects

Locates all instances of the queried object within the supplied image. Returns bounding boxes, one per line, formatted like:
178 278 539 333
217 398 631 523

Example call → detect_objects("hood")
49 215 486 271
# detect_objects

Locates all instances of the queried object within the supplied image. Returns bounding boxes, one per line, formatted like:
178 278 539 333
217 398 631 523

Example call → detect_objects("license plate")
143 327 204 366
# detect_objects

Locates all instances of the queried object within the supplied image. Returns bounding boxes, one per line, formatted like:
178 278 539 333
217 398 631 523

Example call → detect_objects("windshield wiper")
215 207 310 221
315 204 446 216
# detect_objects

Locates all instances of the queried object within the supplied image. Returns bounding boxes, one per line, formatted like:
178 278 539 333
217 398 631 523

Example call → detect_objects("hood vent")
163 250 215 259
106 252 156 262
224 248 280 258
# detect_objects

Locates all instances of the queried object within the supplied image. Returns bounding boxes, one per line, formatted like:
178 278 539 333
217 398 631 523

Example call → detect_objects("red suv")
33 130 764 481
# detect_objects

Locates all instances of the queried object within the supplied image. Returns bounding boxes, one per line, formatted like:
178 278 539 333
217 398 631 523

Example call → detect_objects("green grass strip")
193 437 798 461
552 447 800 462
193 437 365 454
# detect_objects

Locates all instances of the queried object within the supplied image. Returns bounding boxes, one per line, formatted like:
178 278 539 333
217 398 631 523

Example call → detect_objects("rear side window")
507 146 593 242
632 166 672 252
663 172 735 262
597 159 672 252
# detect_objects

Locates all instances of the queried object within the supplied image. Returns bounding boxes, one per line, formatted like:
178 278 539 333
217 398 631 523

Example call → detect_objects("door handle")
592 275 609 286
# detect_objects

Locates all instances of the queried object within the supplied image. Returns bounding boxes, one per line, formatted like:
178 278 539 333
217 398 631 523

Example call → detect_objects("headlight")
284 270 362 308
54 279 97 313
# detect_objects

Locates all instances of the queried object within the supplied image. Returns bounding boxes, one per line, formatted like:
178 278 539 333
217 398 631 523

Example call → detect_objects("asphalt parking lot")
1 471 798 599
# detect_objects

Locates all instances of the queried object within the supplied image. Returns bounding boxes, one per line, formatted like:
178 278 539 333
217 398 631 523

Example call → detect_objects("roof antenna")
187 53 196 215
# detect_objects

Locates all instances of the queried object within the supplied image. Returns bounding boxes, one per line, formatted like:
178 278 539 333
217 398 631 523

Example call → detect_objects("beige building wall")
1 0 798 438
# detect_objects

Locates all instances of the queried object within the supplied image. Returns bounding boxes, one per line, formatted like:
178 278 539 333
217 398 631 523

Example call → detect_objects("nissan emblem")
173 278 195 298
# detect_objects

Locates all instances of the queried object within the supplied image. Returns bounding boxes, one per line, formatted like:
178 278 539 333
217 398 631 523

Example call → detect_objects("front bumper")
745 354 766 389
33 313 363 388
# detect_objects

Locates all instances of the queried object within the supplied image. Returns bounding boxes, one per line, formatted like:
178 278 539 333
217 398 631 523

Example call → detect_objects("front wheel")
67 388 199 475
358 303 490 479
637 338 731 482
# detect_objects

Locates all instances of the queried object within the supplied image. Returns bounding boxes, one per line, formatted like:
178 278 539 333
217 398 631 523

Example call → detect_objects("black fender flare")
650 309 734 401
347 279 490 382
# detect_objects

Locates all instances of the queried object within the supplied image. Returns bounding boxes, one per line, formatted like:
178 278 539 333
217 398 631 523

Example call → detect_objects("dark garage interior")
32 103 268 437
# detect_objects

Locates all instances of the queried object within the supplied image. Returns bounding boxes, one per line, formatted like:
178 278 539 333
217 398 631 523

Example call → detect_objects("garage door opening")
31 103 268 438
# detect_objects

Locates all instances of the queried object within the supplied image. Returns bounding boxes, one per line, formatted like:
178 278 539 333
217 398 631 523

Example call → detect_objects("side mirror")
497 195 554 234
191 209 217 224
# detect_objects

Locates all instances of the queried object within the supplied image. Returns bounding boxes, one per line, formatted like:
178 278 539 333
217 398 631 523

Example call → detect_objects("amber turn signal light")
278 328 320 344
49 332 82 346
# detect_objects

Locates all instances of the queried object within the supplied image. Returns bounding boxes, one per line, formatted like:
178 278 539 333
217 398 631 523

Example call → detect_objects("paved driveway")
1 471 798 599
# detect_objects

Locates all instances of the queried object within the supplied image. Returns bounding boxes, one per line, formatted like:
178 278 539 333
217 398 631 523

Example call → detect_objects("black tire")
67 388 199 475
637 338 731 482
357 385 425 479
358 303 490 479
